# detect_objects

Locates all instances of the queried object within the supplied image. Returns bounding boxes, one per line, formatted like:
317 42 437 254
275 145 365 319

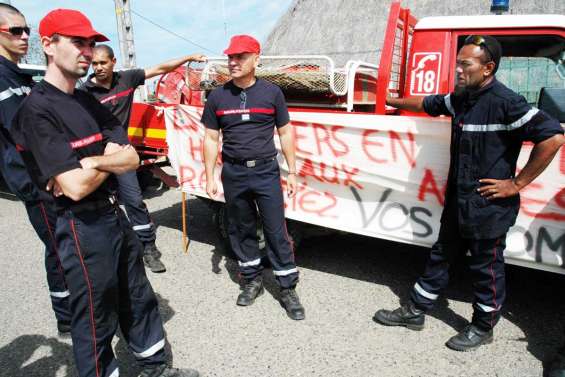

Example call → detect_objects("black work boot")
547 346 565 377
138 364 199 377
373 302 425 331
57 321 71 337
445 324 493 351
236 277 264 306
143 242 166 273
280 287 305 320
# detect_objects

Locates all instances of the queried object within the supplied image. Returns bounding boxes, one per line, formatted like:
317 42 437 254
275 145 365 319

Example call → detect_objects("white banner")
164 105 565 273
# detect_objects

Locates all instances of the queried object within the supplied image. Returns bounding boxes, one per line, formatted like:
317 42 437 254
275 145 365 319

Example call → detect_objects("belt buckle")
246 160 256 168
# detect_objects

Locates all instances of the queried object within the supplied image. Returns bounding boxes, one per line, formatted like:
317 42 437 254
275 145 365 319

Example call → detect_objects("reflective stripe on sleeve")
0 86 31 102
414 282 438 300
462 108 539 132
444 94 455 116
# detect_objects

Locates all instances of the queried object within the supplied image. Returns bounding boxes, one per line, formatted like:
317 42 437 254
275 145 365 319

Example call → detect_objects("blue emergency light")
491 0 510 13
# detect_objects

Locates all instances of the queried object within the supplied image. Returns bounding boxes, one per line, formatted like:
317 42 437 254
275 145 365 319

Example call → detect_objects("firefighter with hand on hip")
373 35 564 351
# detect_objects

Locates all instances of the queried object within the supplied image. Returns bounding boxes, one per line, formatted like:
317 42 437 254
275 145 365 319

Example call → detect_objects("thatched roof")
264 0 565 66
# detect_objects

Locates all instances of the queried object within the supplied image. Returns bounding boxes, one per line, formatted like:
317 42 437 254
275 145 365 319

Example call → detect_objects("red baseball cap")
223 35 260 55
39 9 109 42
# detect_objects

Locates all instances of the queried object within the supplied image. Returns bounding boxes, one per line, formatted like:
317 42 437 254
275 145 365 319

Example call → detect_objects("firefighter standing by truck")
373 35 565 351
81 44 206 273
202 35 306 320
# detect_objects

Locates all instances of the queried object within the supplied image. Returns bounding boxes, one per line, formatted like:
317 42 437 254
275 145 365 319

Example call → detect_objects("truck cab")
379 9 565 122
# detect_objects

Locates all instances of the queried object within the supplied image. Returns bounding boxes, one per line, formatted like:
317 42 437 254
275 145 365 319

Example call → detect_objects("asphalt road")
0 184 564 377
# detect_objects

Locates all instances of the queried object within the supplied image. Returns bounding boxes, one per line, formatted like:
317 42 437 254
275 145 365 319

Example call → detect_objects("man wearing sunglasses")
0 3 71 335
10 8 200 377
81 45 206 274
373 35 564 351
202 35 305 320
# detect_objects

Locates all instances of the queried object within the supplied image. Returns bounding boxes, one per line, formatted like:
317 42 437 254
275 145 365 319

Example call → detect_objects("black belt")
66 196 116 214
223 155 276 167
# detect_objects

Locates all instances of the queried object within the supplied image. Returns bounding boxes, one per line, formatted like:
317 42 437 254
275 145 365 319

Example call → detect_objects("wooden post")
182 191 190 253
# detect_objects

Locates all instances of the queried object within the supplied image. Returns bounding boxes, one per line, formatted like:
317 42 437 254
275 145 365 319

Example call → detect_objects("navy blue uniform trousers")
25 199 71 324
410 195 506 330
1 142 70 324
221 158 298 288
116 171 156 245
56 203 165 377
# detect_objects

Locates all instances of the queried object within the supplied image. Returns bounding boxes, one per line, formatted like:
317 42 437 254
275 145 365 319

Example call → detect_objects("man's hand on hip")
478 178 520 200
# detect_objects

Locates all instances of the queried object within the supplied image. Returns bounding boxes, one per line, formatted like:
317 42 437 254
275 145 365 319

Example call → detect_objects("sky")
11 0 293 68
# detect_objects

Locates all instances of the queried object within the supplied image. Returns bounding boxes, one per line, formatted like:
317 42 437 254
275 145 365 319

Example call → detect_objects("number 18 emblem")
410 52 441 96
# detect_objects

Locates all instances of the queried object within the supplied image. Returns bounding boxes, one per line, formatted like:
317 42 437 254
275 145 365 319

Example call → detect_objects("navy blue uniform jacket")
0 56 39 202
423 78 563 239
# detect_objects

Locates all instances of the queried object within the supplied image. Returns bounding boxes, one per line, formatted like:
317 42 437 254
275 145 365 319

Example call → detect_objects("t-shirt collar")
230 77 258 92
85 70 119 90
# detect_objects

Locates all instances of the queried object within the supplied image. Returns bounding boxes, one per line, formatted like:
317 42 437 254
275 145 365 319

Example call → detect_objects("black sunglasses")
0 26 30 36
464 35 494 63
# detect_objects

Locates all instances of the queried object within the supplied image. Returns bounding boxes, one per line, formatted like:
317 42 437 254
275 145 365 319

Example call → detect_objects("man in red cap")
10 8 200 377
202 35 305 320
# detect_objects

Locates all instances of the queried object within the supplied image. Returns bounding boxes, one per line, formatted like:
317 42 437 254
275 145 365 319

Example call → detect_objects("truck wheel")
213 203 304 261
286 219 304 251
211 203 236 259
137 169 155 192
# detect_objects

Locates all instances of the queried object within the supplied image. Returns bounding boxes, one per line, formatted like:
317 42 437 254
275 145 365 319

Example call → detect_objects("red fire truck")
128 1 565 274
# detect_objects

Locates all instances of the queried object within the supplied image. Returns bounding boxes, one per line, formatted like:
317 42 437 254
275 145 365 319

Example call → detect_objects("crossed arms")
51 142 139 201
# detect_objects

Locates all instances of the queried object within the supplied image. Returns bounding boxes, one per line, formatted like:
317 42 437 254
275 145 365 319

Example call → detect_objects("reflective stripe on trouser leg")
116 210 166 366
251 159 298 289
116 171 156 244
25 200 71 324
411 241 453 310
411 207 461 311
470 236 506 330
222 162 263 281
56 209 121 377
